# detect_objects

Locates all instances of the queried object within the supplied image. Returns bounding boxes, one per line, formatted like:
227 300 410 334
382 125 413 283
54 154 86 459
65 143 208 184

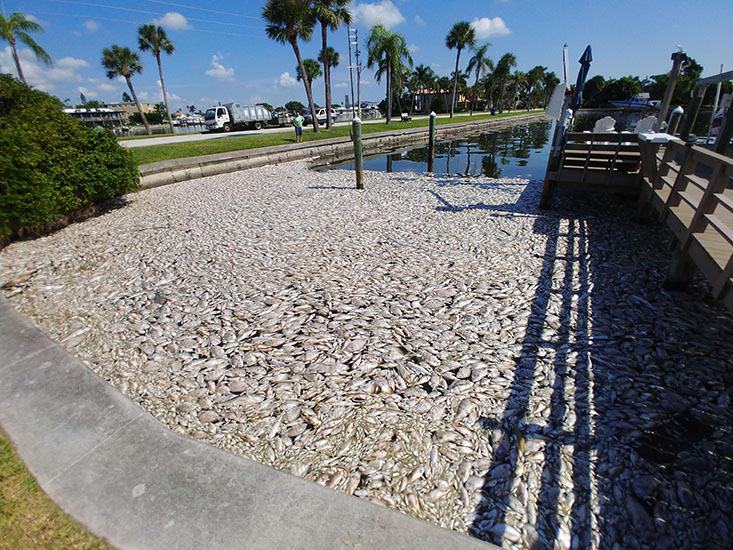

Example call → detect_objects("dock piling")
353 117 363 189
428 112 436 173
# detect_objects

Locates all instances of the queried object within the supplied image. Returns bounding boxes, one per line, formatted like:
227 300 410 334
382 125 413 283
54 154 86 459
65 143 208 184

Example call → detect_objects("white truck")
204 103 290 132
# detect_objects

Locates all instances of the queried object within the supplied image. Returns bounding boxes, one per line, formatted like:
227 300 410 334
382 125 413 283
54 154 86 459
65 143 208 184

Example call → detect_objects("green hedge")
0 74 139 238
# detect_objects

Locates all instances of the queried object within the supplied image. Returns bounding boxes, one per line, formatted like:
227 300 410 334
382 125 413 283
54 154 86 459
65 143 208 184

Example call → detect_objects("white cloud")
0 47 90 91
334 82 348 88
470 17 511 39
414 15 425 25
278 72 298 87
408 44 420 53
153 12 191 30
99 83 117 92
84 20 99 31
205 55 234 80
352 1 405 30
249 96 264 104
77 86 98 99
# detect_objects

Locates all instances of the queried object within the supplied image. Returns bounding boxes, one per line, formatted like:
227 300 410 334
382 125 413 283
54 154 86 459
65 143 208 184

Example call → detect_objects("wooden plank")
704 214 733 246
715 192 733 213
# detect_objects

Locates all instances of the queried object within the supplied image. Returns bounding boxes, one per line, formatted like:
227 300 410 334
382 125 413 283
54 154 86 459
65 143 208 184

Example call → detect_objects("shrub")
0 74 139 238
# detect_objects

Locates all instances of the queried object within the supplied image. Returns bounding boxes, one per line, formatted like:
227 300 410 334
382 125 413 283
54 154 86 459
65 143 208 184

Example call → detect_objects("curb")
138 113 547 189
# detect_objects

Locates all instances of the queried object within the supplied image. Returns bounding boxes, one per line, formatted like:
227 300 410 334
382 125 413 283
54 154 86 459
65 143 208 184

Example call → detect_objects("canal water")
316 119 555 180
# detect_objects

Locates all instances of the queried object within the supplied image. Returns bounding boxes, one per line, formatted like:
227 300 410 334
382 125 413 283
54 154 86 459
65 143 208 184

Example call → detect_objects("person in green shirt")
292 111 304 143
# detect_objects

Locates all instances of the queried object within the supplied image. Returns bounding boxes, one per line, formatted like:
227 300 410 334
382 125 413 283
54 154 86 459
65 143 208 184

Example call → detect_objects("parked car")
303 108 339 126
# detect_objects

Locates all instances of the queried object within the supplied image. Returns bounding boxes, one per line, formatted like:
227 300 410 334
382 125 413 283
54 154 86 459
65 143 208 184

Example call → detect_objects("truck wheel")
223 123 231 132
253 121 263 130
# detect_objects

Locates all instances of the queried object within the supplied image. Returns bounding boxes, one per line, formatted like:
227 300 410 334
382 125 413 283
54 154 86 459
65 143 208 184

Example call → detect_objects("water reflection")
318 120 554 180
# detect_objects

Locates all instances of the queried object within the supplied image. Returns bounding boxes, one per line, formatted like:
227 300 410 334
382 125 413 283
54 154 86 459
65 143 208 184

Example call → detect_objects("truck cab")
204 106 231 131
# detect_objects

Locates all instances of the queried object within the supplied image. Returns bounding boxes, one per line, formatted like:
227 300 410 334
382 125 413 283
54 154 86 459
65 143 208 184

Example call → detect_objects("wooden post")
715 112 733 156
428 111 436 173
654 51 688 132
663 245 697 290
353 117 363 189
678 87 704 140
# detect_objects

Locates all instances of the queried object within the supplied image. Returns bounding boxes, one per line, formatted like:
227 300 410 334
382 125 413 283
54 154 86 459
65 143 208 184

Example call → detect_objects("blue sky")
2 0 731 112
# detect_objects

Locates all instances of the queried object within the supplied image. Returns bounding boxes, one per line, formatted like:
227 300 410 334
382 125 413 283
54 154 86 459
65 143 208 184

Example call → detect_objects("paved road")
119 111 510 148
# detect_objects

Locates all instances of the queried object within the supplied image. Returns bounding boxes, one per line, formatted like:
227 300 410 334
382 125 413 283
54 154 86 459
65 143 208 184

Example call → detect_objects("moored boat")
609 92 659 110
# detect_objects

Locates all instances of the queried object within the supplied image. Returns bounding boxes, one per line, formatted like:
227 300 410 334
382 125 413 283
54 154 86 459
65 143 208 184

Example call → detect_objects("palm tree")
101 45 151 135
494 52 517 113
366 24 412 124
466 43 492 115
296 58 322 90
138 24 176 134
508 70 527 110
0 12 52 85
542 71 559 107
318 46 340 73
312 0 352 129
445 21 475 118
263 0 320 132
412 64 436 113
525 65 546 110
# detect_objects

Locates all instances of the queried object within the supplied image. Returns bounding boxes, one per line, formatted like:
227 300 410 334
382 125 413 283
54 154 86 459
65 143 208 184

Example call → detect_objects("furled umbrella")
569 45 592 111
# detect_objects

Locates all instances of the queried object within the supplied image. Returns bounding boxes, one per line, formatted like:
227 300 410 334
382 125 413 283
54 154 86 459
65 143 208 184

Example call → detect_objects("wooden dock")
639 138 733 311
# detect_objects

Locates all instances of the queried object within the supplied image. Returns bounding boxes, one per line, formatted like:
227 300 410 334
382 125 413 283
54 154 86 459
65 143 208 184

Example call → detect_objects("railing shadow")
442 182 733 549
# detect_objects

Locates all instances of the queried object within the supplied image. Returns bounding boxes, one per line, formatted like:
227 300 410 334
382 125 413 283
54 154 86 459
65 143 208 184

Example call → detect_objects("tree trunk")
450 49 461 118
321 23 332 129
156 53 175 134
127 76 151 135
292 38 319 133
470 69 480 115
10 39 26 85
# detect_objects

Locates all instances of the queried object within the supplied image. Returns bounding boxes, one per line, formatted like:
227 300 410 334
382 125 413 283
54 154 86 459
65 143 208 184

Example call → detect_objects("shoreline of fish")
2 160 731 549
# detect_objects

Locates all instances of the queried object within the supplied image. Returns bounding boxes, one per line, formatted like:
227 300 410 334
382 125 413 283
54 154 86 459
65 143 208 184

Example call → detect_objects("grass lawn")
130 111 538 166
0 430 111 550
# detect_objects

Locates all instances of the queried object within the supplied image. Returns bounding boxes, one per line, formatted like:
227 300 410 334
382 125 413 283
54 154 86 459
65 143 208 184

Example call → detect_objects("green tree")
257 102 275 111
138 24 176 134
264 0 320 132
412 64 436 113
0 12 52 85
367 24 412 124
542 71 559 107
312 0 352 129
467 43 492 114
101 45 151 135
445 21 475 118
122 91 132 103
285 100 306 113
318 46 340 72
526 65 546 110
581 75 606 107
187 104 197 114
296 58 323 90
494 52 517 113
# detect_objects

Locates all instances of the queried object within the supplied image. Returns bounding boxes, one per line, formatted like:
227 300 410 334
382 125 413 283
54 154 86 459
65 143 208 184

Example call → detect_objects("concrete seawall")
138 113 547 189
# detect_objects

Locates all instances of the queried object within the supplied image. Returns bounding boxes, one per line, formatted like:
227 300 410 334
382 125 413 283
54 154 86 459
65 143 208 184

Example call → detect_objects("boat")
609 93 659 110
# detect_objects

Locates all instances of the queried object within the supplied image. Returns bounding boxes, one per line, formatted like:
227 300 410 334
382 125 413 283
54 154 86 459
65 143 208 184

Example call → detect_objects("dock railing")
639 138 733 311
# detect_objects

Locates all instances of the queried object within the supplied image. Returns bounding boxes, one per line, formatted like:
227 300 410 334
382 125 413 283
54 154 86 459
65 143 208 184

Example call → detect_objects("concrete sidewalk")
0 296 497 550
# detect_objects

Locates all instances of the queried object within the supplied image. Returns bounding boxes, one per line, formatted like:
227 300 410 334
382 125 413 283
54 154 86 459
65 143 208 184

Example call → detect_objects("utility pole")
348 28 362 119
347 28 356 119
